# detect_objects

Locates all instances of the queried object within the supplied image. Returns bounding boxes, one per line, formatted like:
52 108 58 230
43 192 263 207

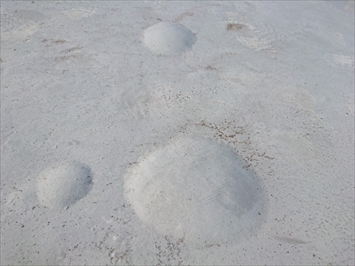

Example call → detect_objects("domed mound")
142 22 196 55
37 161 93 210
124 136 267 247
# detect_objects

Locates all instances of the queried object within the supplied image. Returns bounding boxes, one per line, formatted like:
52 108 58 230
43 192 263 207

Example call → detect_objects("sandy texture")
1 1 354 265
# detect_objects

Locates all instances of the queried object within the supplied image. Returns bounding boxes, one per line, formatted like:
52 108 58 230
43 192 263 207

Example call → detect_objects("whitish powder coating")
142 22 196 55
124 136 267 247
37 161 93 210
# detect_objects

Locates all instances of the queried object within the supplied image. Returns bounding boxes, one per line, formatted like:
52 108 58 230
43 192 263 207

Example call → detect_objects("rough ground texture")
1 1 354 265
